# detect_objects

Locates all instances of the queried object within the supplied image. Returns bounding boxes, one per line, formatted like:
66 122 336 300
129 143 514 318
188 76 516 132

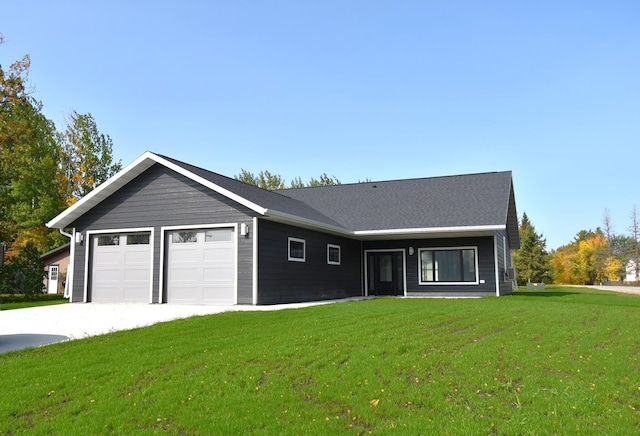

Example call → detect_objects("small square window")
327 244 341 265
288 237 305 262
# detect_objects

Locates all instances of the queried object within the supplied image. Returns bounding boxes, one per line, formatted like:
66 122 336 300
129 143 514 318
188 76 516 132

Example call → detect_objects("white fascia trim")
354 225 506 237
264 209 350 236
47 152 157 229
47 151 268 229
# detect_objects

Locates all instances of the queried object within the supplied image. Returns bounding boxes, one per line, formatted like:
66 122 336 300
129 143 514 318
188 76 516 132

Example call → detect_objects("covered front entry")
366 250 405 296
165 227 235 305
90 232 152 302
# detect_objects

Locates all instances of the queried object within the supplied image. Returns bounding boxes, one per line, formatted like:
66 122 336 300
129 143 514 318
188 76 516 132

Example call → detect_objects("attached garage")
90 232 152 302
165 227 236 305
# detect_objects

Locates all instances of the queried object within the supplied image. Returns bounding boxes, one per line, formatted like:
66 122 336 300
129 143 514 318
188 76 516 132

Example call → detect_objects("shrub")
0 243 45 300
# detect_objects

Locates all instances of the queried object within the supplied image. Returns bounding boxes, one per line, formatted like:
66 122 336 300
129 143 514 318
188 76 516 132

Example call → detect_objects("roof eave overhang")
353 225 507 241
263 210 352 237
46 151 268 229
259 215 507 241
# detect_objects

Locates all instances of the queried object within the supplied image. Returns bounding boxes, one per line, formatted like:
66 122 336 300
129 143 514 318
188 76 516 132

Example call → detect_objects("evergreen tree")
513 213 551 283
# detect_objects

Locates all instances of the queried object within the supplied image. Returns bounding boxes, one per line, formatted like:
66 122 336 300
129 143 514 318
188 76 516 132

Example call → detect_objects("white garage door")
166 228 235 305
91 233 152 302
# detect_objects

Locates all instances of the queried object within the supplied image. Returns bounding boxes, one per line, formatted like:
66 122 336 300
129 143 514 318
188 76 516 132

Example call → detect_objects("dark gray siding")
69 164 257 304
257 219 362 304
364 236 498 297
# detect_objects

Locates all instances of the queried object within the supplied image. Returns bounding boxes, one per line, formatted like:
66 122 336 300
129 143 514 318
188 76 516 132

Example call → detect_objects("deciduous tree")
1 42 66 254
57 110 122 206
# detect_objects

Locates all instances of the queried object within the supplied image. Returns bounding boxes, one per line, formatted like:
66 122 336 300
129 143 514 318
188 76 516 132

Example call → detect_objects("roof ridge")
279 170 512 192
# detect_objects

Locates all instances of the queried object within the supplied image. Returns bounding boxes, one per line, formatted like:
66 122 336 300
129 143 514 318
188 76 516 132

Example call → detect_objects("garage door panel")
96 251 123 264
203 267 234 281
203 247 232 261
91 232 151 303
124 251 151 263
167 228 235 305
124 268 150 281
171 250 201 263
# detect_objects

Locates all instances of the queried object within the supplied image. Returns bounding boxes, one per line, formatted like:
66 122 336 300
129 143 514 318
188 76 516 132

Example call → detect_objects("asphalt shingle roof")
280 172 515 232
161 154 515 234
48 151 518 247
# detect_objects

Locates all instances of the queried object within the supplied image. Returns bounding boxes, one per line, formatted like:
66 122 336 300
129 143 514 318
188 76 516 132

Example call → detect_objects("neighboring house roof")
39 243 71 262
47 151 519 247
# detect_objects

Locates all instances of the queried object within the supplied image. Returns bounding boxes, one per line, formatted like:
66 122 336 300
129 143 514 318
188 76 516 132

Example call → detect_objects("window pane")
328 245 340 264
462 249 476 281
289 239 305 260
205 229 233 242
380 255 392 282
98 235 119 246
172 231 198 243
127 233 150 245
436 250 461 282
421 251 434 282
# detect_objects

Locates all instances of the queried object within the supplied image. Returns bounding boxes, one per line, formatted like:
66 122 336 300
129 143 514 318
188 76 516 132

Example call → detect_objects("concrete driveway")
0 299 351 354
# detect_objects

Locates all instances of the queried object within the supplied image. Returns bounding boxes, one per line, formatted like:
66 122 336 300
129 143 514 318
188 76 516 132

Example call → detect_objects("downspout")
59 228 74 300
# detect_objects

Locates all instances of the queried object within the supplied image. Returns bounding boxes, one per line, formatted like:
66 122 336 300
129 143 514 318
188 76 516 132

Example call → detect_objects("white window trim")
418 246 479 286
327 244 341 265
288 237 306 262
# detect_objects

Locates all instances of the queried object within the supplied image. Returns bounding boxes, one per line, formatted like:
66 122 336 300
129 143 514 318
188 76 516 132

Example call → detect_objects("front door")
47 265 59 294
367 251 405 296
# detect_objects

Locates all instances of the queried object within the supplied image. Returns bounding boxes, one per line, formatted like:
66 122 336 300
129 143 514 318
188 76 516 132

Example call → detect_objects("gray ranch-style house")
46 152 520 305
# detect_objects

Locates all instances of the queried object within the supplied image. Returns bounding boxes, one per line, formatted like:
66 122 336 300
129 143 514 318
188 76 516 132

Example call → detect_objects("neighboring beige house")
626 259 639 283
40 243 71 294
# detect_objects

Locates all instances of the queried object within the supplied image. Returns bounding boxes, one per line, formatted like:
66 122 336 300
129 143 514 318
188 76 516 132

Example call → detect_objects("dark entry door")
367 251 404 296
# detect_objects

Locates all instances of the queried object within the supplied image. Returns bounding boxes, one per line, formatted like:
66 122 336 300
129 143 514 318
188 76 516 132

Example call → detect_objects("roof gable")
47 152 518 244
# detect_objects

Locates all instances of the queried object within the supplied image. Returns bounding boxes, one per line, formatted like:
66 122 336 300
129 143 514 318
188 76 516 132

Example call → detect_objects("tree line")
234 169 341 189
1 36 120 296
514 207 640 285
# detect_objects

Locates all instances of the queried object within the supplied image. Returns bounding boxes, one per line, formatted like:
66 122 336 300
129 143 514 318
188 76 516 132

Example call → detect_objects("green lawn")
0 294 67 310
1 286 640 434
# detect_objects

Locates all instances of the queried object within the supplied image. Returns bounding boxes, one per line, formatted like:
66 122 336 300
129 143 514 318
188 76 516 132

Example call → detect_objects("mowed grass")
0 294 67 311
2 286 640 434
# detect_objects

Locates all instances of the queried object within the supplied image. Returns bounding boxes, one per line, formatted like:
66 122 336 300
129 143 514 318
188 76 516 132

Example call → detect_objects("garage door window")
172 231 198 243
98 235 119 246
127 233 150 245
205 228 233 242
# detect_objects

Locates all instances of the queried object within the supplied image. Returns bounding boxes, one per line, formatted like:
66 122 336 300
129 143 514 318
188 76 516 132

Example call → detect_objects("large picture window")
419 247 478 285
288 237 306 262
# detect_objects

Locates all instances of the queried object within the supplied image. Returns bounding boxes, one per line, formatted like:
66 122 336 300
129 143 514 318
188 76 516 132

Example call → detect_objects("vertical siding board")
69 164 256 303
257 219 362 304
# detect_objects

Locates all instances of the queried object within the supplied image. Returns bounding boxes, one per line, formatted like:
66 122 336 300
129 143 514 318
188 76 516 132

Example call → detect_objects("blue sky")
1 1 638 249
